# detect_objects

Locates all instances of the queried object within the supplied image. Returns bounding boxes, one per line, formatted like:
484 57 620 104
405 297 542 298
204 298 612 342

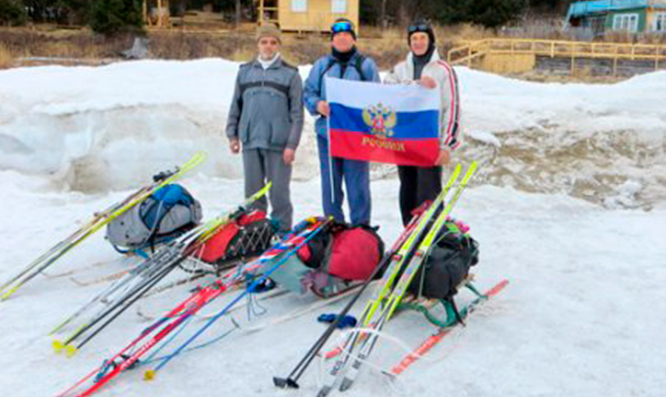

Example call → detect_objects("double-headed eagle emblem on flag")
362 103 397 139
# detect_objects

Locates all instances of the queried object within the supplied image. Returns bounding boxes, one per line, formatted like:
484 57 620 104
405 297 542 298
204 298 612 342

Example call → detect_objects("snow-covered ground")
0 59 665 396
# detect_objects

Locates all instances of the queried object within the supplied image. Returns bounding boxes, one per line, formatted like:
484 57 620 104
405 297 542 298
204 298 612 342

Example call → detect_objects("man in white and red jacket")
384 19 463 226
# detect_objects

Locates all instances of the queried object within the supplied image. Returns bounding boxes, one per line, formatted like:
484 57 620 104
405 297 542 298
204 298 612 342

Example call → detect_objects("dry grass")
149 31 251 59
229 46 256 62
360 25 403 40
0 23 500 71
442 23 498 43
1 20 663 84
0 27 133 62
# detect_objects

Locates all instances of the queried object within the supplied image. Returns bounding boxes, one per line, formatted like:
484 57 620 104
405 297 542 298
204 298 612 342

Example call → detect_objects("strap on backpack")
140 186 196 252
318 55 367 94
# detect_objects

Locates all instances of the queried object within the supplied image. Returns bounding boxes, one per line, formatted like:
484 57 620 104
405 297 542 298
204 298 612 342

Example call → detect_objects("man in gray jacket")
226 24 304 233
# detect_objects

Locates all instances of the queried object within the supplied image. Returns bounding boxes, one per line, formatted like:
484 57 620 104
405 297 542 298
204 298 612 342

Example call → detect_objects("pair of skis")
0 151 207 301
273 163 469 390
50 183 272 357
316 162 478 396
386 279 509 377
272 174 445 389
58 216 333 397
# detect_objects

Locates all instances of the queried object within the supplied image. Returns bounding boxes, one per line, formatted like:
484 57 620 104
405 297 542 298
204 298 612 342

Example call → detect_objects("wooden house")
565 0 666 35
255 0 359 33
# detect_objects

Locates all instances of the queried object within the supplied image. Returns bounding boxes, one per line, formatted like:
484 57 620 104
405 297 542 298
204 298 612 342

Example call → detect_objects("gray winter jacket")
226 57 304 151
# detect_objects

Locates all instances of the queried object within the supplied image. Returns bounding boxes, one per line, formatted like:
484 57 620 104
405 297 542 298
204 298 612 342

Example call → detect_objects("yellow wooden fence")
447 38 666 75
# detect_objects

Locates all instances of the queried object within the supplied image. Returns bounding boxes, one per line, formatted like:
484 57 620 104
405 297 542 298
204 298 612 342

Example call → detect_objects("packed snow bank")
0 59 319 190
0 60 664 207
458 69 666 209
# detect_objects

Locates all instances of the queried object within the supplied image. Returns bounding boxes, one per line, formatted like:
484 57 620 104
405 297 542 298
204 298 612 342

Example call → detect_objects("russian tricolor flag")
326 77 440 167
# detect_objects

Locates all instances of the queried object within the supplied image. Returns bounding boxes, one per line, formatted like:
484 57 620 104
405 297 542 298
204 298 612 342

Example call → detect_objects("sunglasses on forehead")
331 21 353 33
408 23 430 33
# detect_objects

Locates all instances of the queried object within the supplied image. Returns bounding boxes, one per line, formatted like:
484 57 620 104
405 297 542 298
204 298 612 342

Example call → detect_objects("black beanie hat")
407 19 435 48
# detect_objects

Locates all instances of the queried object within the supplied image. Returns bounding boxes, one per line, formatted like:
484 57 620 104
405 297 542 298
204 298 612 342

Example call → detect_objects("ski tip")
324 346 343 360
273 377 299 389
1 289 15 301
487 279 510 297
316 386 332 397
65 345 78 358
382 369 398 379
144 370 156 381
339 377 353 392
52 340 64 354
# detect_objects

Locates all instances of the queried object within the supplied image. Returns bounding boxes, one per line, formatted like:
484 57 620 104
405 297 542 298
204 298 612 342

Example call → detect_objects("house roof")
567 0 666 19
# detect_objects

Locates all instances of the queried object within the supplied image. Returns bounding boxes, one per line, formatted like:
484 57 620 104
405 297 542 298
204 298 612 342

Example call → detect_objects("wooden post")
259 0 264 25
551 41 555 58
143 0 149 26
655 46 660 70
159 0 164 27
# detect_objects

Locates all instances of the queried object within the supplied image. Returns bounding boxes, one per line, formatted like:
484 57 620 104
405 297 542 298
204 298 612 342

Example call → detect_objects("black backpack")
407 220 479 300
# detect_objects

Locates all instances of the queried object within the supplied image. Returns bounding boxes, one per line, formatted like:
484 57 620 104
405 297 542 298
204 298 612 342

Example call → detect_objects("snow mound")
0 60 663 207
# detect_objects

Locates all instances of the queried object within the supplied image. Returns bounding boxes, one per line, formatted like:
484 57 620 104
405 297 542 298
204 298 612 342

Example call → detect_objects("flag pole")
325 77 335 206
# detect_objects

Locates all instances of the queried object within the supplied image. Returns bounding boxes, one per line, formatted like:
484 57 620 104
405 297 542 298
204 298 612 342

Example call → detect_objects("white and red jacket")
383 50 462 151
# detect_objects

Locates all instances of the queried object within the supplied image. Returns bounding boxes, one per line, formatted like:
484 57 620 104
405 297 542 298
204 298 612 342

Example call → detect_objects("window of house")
613 13 639 32
291 0 307 12
654 13 666 32
332 0 346 14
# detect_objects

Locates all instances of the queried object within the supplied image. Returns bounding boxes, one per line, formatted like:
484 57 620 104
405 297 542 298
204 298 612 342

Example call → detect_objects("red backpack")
199 210 275 265
298 223 384 281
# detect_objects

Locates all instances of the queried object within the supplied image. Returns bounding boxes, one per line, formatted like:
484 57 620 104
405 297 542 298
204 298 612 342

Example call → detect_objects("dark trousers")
397 165 442 226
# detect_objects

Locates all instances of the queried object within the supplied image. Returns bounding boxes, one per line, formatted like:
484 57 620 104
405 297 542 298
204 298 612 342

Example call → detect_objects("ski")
387 279 509 377
313 164 465 396
141 217 332 381
42 257 130 280
69 268 132 287
336 162 478 393
363 164 461 321
51 246 184 351
58 217 330 397
272 170 457 390
50 183 271 356
316 162 476 396
0 151 207 301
